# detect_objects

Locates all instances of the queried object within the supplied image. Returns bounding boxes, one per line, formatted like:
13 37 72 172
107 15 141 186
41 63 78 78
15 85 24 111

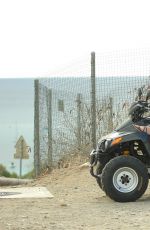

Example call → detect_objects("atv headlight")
111 137 123 146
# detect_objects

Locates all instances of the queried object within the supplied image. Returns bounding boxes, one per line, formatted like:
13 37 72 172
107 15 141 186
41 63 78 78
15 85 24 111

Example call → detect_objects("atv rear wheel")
102 156 149 202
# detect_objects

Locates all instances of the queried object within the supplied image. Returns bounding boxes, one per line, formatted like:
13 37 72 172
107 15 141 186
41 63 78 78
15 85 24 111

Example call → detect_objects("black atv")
90 90 150 202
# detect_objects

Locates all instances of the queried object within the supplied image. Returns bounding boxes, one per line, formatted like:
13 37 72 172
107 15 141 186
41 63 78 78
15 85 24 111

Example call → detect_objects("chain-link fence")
34 51 150 176
34 76 150 175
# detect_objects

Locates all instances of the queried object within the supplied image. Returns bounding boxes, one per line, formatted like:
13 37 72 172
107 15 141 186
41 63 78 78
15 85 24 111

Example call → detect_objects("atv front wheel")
102 156 149 202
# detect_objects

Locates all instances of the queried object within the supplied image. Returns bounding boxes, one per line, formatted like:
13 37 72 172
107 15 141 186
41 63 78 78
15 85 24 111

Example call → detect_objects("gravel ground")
0 165 150 230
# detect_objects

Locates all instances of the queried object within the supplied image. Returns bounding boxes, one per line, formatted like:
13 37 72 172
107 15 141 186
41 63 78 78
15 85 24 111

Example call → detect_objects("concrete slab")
0 187 54 199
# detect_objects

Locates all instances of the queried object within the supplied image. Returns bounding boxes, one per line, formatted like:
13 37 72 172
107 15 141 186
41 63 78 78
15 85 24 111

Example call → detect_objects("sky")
0 79 34 174
0 0 150 173
0 0 150 78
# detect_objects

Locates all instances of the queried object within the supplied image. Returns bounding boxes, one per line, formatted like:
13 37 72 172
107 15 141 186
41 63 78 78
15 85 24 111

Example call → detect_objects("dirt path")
0 165 150 230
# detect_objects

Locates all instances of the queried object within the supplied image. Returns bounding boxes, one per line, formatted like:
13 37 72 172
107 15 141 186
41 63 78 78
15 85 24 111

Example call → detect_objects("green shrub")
0 164 18 178
10 172 18 178
0 164 35 179
21 169 35 179
0 164 6 175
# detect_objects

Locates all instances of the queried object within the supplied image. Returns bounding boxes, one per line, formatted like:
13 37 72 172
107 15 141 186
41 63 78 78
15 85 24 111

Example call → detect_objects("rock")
59 200 68 207
21 216 28 219
40 212 49 214
60 203 68 207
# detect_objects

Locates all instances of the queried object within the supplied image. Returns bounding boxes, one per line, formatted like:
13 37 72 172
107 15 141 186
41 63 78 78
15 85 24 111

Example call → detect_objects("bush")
10 172 18 178
0 164 6 175
21 169 35 179
0 164 35 179
0 164 18 178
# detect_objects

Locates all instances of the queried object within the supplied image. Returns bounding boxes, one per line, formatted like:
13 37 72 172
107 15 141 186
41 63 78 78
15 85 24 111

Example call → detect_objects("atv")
90 89 150 202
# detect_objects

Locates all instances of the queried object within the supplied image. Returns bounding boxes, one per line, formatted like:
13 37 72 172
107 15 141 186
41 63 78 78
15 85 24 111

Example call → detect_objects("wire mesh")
36 49 150 171
37 76 150 170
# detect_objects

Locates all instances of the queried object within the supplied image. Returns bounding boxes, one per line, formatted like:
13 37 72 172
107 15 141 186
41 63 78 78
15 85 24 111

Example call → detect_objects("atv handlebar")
129 100 150 121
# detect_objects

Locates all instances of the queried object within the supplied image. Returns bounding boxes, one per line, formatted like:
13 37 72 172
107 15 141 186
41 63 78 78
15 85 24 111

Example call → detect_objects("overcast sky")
0 0 150 78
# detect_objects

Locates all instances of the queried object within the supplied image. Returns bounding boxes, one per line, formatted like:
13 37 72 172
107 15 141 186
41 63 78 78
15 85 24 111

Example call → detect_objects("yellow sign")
14 136 30 159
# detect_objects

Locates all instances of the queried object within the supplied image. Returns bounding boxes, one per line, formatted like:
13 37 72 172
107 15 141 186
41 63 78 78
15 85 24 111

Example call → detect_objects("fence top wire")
39 48 150 78
96 48 150 77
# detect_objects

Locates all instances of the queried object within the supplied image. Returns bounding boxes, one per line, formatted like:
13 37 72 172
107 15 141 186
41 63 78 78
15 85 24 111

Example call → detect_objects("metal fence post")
76 93 82 150
47 88 53 169
19 139 23 178
91 52 96 149
34 79 40 177
109 97 113 131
